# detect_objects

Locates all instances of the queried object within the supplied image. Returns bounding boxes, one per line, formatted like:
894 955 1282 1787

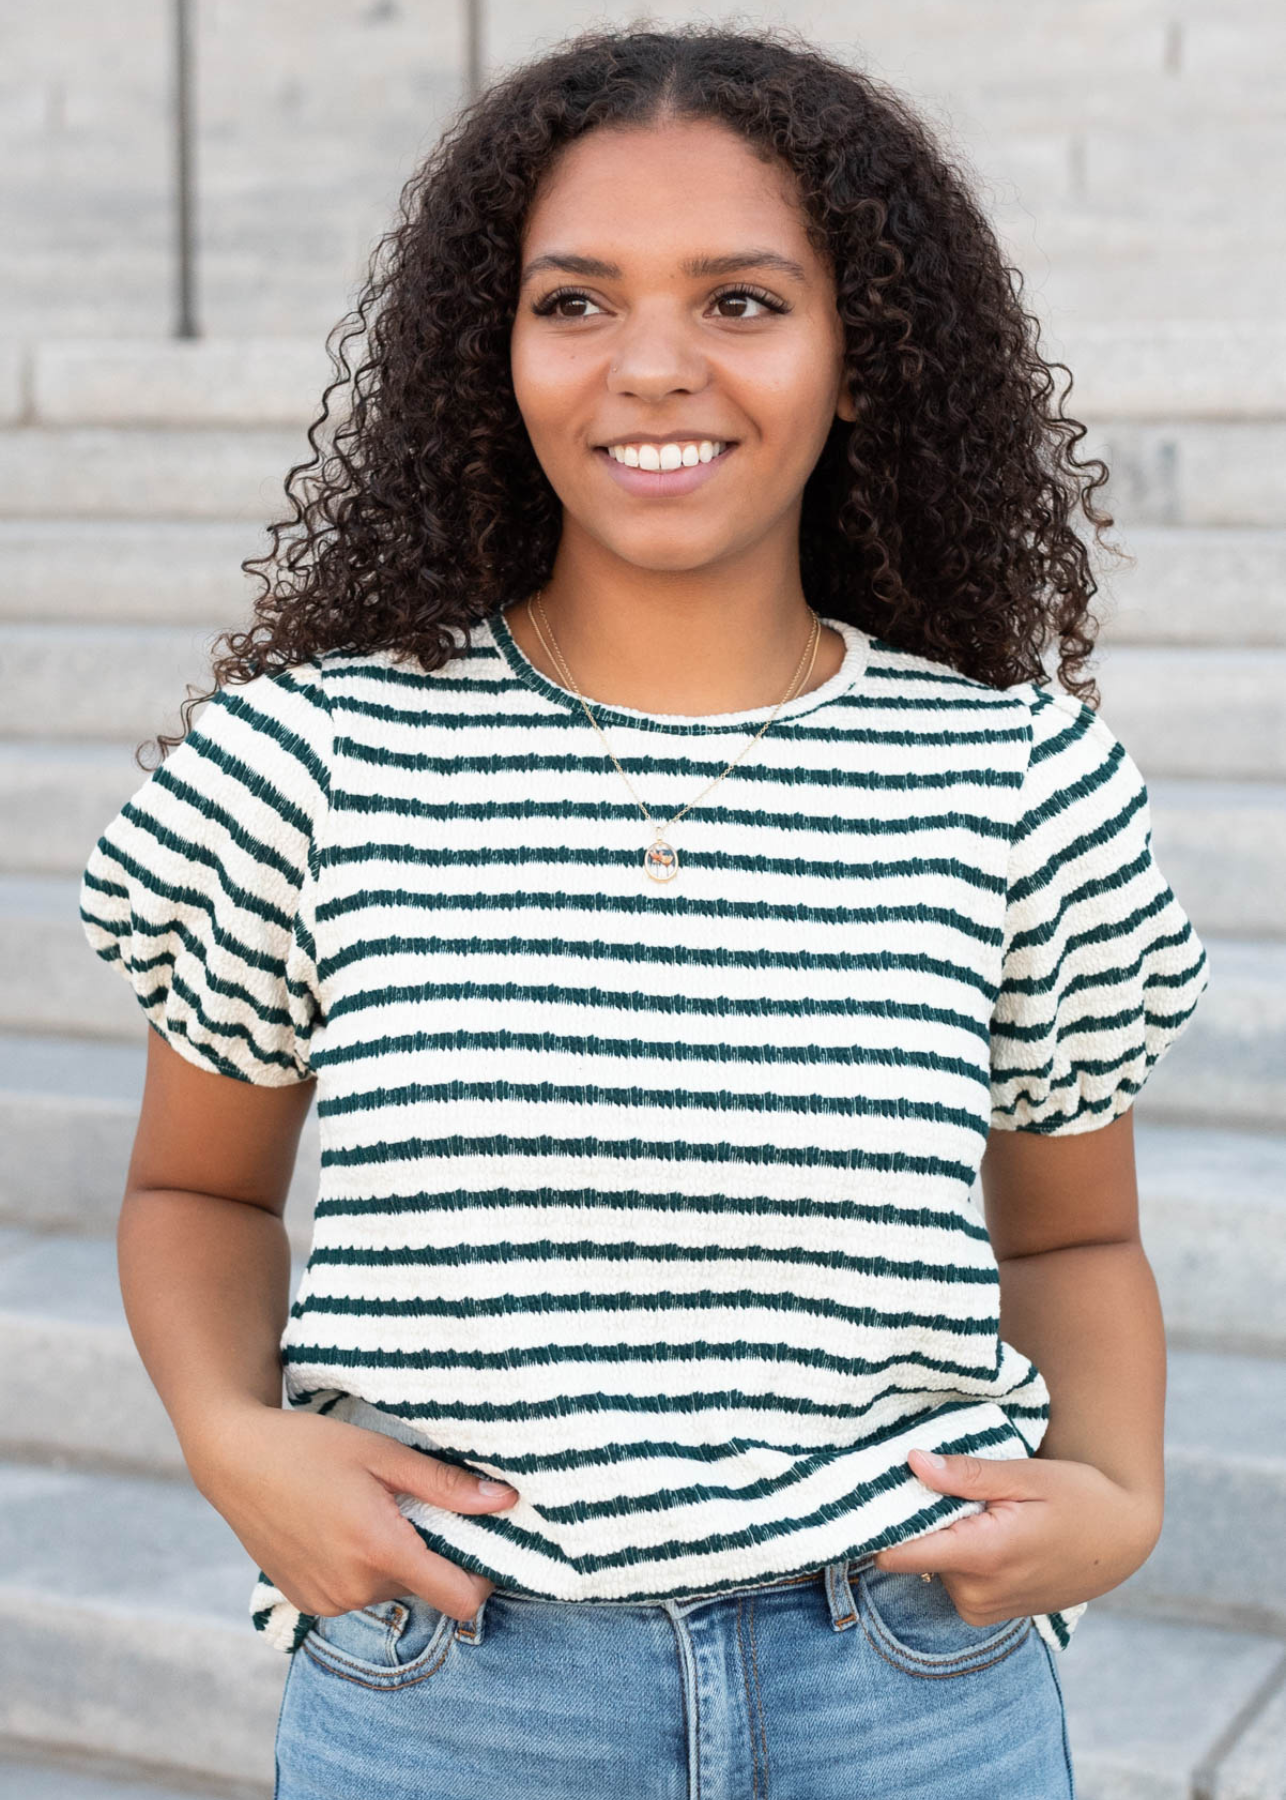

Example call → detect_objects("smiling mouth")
593 442 737 468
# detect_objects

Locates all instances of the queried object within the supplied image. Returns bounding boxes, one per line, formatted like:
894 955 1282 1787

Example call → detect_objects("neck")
502 561 845 718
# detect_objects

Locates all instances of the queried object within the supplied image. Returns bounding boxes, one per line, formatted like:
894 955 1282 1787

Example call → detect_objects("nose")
605 303 712 401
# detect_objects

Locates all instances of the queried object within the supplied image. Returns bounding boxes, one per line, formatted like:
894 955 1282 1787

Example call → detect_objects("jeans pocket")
302 1593 458 1689
856 1565 1031 1678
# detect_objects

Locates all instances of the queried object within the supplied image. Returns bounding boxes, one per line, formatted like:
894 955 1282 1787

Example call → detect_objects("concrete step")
1 741 180 879
0 1740 267 1799
0 1227 306 1477
0 1454 1283 1797
0 429 308 521
1077 420 1286 529
1091 526 1286 649
19 325 1286 427
1132 937 1285 1133
1092 646 1286 782
0 1462 285 1790
0 519 263 624
1132 1123 1286 1359
995 218 1286 327
29 339 340 430
1144 781 1286 943
4 623 1283 787
1107 1345 1286 1639
0 623 227 743
0 1219 1281 1624
5 516 1283 643
1054 1610 1286 1800
0 415 1281 527
0 1031 320 1242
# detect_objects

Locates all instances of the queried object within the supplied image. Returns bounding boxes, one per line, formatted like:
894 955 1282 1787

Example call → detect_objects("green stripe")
333 737 1023 796
323 975 991 1045
297 1234 999 1287
319 1130 979 1186
327 696 1028 747
1006 877 1185 966
311 1023 987 1089
863 658 997 695
1028 694 1094 767
1007 786 1149 910
268 1407 1033 1590
280 1346 1011 1411
310 1182 993 1244
316 888 1005 951
1010 735 1125 846
199 681 331 803
314 1074 990 1138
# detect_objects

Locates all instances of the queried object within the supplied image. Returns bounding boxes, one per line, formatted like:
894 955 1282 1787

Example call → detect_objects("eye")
528 283 791 321
709 284 790 319
529 287 605 320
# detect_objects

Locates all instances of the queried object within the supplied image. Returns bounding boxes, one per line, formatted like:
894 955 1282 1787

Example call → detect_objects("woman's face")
509 117 855 578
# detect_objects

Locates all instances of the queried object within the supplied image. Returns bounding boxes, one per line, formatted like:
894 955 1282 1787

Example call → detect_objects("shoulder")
997 679 1145 835
863 636 1032 724
162 658 336 835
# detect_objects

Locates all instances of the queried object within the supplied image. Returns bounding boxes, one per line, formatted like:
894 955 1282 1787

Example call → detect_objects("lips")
593 441 737 498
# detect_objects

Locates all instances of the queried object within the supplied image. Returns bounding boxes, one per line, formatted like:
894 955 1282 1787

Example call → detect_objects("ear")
835 371 857 424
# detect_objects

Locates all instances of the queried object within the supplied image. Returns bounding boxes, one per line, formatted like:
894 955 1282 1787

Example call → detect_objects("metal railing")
170 0 485 340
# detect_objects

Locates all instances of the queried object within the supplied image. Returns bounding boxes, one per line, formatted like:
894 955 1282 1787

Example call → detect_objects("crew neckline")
486 605 869 734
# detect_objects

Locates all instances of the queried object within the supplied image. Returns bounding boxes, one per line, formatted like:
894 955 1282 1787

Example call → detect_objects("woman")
79 23 1208 1799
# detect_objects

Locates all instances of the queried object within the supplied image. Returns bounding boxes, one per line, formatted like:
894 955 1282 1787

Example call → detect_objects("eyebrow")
519 249 810 289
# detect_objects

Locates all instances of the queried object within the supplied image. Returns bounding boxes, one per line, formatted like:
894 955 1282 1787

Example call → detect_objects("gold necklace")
524 591 822 884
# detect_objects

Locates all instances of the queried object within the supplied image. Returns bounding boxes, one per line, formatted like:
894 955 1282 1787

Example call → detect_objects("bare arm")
118 1025 309 1454
113 1024 519 1621
981 1108 1165 1538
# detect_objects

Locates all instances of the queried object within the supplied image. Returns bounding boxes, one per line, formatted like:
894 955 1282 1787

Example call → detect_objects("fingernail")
477 1479 517 1496
916 1450 946 1468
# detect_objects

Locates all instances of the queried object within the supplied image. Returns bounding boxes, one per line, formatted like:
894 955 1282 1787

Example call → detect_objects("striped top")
78 607 1209 1659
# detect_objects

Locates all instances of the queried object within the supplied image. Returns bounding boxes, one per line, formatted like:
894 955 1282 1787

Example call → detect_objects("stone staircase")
4 1 1286 1788
0 324 1283 1800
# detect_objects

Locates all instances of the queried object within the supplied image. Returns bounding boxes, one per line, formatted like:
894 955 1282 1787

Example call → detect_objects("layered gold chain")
525 591 822 884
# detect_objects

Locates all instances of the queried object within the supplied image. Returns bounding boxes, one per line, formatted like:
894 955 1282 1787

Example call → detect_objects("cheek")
511 332 594 430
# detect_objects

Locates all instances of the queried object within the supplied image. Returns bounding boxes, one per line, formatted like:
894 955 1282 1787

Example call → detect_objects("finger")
873 1511 986 1575
380 1518 497 1622
906 1446 1045 1500
369 1437 520 1513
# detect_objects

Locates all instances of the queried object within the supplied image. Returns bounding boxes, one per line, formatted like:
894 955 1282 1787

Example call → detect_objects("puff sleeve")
78 662 332 1086
989 685 1210 1134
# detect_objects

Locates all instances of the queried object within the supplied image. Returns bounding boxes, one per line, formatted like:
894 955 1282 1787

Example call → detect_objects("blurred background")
0 3 1283 1795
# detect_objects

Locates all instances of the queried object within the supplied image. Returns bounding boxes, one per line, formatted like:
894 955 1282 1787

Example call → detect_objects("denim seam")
745 1594 771 1799
300 1624 454 1690
1040 1634 1079 1796
858 1587 1032 1679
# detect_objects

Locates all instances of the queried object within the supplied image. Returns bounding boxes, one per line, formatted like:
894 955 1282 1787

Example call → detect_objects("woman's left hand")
870 1446 1162 1625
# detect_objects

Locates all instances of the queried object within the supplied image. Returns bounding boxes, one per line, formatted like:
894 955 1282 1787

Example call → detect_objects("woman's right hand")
184 1400 520 1622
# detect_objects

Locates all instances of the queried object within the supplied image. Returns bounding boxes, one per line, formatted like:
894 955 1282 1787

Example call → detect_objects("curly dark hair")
147 18 1127 764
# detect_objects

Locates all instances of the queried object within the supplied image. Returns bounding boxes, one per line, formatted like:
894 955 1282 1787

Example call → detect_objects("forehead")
522 119 814 261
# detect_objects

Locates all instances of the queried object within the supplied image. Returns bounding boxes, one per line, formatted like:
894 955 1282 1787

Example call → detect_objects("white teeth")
608 439 727 469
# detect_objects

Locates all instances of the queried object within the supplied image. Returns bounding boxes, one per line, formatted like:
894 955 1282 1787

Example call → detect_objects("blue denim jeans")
273 1552 1077 1798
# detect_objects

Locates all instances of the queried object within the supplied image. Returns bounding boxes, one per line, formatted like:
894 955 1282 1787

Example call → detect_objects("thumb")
365 1440 519 1621
906 1446 1038 1499
372 1438 520 1514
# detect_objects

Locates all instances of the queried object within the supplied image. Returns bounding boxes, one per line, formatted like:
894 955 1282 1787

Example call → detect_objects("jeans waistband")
468 1553 882 1643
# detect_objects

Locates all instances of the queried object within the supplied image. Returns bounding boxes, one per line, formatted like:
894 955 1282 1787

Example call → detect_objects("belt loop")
823 1558 859 1631
453 1590 492 1646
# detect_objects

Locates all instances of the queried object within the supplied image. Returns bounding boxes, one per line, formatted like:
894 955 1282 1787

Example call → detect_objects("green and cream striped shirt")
78 608 1209 1658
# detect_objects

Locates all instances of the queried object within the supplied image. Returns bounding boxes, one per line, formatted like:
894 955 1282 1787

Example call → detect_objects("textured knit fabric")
78 608 1209 1659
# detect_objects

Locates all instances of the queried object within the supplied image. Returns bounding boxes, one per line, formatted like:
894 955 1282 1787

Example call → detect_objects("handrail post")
174 0 199 338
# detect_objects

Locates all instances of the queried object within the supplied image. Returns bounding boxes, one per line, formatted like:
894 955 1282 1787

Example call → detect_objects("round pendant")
644 837 679 883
